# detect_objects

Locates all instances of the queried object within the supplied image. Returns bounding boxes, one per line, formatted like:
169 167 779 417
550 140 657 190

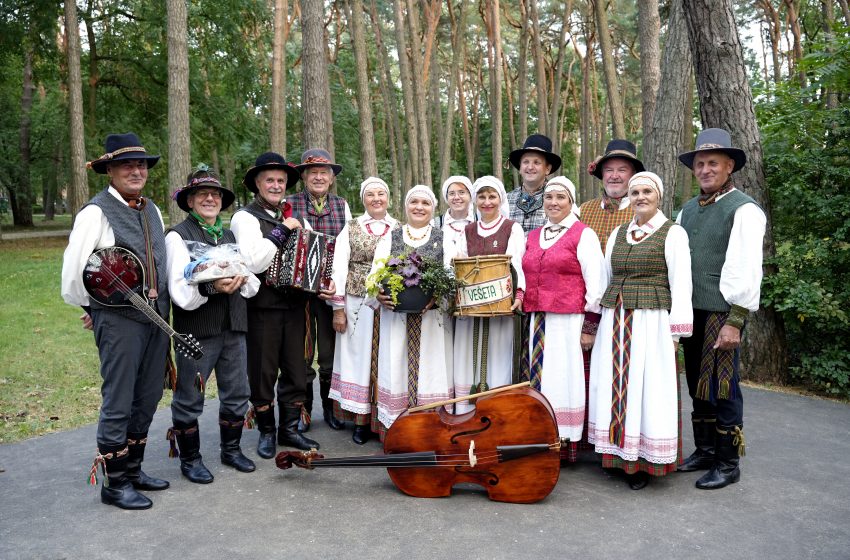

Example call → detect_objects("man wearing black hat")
288 148 352 433
578 139 645 253
165 166 258 484
676 128 766 490
506 134 562 234
61 132 170 510
231 152 321 458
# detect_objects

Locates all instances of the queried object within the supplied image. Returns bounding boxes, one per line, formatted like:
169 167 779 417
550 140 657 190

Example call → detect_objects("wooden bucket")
453 255 514 317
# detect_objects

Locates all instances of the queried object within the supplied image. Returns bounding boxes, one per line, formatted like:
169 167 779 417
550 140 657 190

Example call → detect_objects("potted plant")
366 250 462 313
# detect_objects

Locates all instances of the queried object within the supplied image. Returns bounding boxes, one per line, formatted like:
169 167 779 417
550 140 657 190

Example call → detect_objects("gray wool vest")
679 189 759 312
85 188 169 322
168 219 248 337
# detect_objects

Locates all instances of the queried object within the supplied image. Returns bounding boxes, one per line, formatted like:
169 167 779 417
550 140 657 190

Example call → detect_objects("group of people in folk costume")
62 125 765 510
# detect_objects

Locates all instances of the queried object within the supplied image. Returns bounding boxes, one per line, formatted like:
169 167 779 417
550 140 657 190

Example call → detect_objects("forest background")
0 0 847 399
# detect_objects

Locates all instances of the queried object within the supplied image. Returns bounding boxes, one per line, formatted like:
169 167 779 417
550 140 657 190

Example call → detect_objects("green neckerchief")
308 191 327 213
190 210 224 243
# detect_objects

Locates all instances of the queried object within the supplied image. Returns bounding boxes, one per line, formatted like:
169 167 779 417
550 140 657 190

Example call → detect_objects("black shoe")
678 414 716 472
181 457 214 484
324 405 345 431
627 471 650 490
696 425 744 490
254 405 277 459
97 443 153 510
352 425 371 445
170 422 214 484
126 431 170 490
278 404 321 450
220 414 256 473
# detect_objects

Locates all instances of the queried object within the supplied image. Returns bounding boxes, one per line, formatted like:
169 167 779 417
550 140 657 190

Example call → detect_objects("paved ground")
1 381 849 560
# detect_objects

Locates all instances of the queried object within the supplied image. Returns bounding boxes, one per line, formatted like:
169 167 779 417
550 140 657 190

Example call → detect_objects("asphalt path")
1 381 849 560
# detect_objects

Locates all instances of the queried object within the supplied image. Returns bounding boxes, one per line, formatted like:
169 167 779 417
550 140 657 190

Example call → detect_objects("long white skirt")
328 295 377 415
454 315 514 414
376 307 454 429
526 312 586 441
587 307 679 464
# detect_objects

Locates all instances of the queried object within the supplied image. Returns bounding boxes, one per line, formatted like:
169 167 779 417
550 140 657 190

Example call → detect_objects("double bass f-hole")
450 416 491 444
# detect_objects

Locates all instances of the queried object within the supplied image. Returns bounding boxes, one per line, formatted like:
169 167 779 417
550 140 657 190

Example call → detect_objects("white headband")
544 176 577 204
471 175 510 219
360 176 390 204
628 171 664 198
404 184 438 210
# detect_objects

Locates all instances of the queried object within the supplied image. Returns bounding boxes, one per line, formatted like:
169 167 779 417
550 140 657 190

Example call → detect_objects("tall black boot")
168 421 213 484
678 414 716 472
126 431 169 490
278 403 321 450
219 414 256 473
254 404 276 459
696 425 744 490
320 378 344 430
298 394 313 432
97 443 152 510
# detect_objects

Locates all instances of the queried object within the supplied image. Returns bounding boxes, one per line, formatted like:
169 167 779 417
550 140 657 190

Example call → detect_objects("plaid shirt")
507 187 547 235
288 191 350 239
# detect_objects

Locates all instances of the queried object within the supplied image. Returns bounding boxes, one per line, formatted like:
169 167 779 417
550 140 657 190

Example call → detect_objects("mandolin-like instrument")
83 247 203 360
276 384 561 504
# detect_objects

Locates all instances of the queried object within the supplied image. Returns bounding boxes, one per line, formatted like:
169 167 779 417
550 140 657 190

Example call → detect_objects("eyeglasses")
194 190 222 200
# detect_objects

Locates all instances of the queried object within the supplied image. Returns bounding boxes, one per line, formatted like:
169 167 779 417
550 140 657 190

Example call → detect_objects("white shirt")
61 186 164 307
675 189 766 311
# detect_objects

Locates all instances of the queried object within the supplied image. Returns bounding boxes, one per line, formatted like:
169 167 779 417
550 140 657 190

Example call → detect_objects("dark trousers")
91 309 168 447
682 309 744 426
172 330 250 424
246 306 307 406
304 296 336 393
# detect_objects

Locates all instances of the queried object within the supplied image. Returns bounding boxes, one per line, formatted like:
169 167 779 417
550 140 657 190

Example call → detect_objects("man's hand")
714 324 741 351
332 309 347 333
282 217 301 230
80 313 93 331
213 275 247 295
318 279 336 301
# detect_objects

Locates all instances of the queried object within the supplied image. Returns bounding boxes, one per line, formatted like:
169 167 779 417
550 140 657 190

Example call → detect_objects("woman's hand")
580 332 595 352
376 287 395 310
422 297 436 312
213 275 247 295
510 298 523 312
332 309 347 333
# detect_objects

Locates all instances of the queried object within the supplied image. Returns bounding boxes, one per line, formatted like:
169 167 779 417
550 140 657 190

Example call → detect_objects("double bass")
276 384 561 504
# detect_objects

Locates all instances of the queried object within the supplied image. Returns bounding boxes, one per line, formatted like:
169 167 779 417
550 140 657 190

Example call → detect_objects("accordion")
266 229 334 293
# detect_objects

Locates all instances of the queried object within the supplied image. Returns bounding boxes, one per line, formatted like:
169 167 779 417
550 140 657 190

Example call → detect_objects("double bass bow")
276 383 561 504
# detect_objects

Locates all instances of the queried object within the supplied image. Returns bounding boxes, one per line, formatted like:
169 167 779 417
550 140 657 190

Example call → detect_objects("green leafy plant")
366 250 462 311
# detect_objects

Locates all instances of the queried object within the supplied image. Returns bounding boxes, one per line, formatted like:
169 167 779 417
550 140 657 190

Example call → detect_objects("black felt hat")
678 128 747 173
508 134 562 173
589 139 645 180
173 166 235 212
242 151 300 193
86 132 161 174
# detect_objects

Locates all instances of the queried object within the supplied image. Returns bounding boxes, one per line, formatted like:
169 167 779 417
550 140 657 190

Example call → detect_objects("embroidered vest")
390 227 444 262
601 221 674 311
464 219 514 256
522 223 587 314
345 220 390 297
579 198 634 254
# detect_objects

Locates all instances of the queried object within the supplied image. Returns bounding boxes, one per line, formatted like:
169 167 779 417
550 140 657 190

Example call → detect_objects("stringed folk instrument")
83 247 203 360
276 384 561 504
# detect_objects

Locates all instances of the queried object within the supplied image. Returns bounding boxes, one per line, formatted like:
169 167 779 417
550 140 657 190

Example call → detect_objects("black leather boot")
254 404 276 459
98 444 153 510
278 403 321 450
678 414 716 472
169 422 213 484
320 378 345 430
219 414 256 473
626 471 650 490
696 425 744 490
126 431 169 491
352 425 372 445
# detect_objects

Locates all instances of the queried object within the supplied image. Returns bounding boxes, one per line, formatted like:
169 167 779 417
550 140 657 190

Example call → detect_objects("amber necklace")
405 224 431 241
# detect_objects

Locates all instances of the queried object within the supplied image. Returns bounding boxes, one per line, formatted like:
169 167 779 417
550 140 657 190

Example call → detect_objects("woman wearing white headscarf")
327 178 399 444
436 175 474 250
588 172 693 489
372 185 456 439
453 176 525 414
521 176 607 463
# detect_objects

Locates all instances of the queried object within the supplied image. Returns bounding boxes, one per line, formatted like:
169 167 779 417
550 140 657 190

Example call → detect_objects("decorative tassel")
194 372 205 393
164 352 177 391
166 428 179 458
717 378 731 400
695 375 711 402
300 404 311 428
88 452 106 486
733 426 746 457
244 407 256 429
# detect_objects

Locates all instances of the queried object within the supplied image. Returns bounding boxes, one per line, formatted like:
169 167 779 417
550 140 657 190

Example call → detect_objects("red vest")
464 219 514 256
522 223 587 314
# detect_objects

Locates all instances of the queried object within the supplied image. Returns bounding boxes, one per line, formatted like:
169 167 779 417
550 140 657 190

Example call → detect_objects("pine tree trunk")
517 0 529 142
65 0 88 216
394 0 421 184
642 0 691 216
167 0 191 226
16 49 34 227
405 0 432 186
683 0 787 383
594 0 626 139
438 1 465 185
349 0 377 176
270 0 289 155
637 0 660 137
677 73 695 205
301 0 334 151
548 2 572 155
489 0 504 181
529 0 548 135
82 5 98 133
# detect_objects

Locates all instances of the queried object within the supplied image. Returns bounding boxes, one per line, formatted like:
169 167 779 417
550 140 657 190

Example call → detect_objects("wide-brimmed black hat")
678 128 747 172
173 166 236 212
590 139 645 180
294 148 342 176
86 132 161 174
242 151 299 193
508 134 562 173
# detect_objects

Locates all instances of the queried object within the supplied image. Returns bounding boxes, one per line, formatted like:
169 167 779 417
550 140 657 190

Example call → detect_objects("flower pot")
384 282 432 313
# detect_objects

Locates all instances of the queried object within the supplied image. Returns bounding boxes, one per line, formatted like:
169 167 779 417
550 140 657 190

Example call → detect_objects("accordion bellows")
266 229 334 293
